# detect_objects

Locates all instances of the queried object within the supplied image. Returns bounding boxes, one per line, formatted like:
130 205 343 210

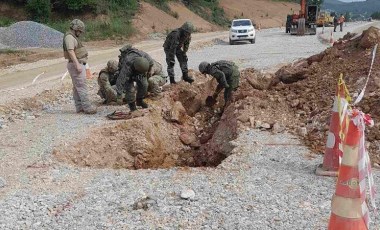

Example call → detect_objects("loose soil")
270 27 380 164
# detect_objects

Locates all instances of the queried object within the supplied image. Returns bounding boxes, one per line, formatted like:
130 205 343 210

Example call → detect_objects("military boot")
129 102 137 112
169 77 176 84
136 99 148 108
182 72 194 84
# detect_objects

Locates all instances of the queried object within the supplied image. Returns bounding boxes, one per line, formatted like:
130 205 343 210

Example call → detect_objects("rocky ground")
1 22 380 229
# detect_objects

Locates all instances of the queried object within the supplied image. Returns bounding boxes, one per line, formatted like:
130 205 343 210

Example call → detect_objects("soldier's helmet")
70 19 85 32
133 57 150 73
107 60 119 73
198 61 209 74
181 21 194 34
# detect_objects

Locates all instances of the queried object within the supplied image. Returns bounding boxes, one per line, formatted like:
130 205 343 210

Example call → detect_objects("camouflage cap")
107 60 119 72
181 21 194 33
70 19 85 32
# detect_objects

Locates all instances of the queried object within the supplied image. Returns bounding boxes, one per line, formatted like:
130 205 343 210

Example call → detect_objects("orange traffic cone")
85 63 92 79
328 109 373 230
316 76 349 177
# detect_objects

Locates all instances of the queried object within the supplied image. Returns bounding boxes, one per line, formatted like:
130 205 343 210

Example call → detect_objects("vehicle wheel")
229 39 234 45
251 38 255 44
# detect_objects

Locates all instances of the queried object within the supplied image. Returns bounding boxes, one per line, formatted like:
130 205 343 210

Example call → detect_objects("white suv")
229 19 256 45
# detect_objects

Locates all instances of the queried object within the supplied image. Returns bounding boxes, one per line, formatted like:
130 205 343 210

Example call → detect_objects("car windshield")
232 20 251 27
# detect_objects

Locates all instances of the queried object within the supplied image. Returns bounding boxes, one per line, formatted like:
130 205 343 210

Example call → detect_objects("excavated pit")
53 70 242 169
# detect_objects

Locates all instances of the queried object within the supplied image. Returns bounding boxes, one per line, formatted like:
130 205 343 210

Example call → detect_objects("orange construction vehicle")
286 0 318 35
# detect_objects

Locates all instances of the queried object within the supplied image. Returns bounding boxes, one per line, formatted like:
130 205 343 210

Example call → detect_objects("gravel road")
0 22 379 229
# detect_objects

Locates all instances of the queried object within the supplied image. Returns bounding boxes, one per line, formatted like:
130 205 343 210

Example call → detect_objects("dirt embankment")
220 0 299 28
270 27 380 165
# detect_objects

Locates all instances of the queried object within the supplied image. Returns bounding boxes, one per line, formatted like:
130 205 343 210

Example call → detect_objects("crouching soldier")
116 44 154 112
97 60 119 104
147 60 168 99
198 60 240 108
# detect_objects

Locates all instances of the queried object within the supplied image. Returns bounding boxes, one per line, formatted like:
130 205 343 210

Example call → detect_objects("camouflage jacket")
207 61 237 88
98 69 118 86
116 48 154 95
163 29 191 54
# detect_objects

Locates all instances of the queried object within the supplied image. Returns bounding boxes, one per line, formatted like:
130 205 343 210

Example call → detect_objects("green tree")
26 0 51 22
344 12 351 22
309 0 324 7
371 11 380 19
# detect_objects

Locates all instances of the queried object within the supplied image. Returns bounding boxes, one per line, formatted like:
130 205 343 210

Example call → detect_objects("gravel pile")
0 21 63 49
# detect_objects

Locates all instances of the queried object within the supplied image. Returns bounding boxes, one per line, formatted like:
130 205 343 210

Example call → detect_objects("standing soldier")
63 19 96 114
198 60 240 108
97 60 119 104
338 14 345 32
163 21 195 84
116 44 154 112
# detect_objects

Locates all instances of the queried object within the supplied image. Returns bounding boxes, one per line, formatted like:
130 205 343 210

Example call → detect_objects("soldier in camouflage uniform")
163 21 194 84
147 60 168 99
198 60 240 107
63 19 96 114
116 44 154 111
97 60 119 104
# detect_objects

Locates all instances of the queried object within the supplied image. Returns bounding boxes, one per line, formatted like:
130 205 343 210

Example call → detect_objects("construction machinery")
316 10 335 27
286 0 318 35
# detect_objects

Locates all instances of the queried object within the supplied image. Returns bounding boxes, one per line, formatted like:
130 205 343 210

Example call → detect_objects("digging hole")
53 71 239 169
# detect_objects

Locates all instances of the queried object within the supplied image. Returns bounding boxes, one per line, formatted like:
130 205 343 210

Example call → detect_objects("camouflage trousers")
148 61 168 96
97 76 117 103
125 74 148 104
164 48 188 78
67 63 92 112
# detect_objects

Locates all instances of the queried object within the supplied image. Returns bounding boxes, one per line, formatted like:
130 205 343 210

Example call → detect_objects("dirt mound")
271 27 380 164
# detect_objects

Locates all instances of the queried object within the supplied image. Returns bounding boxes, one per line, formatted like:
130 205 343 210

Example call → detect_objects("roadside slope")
220 0 299 28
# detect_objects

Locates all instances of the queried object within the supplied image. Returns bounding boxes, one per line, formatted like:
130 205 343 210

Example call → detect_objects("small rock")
0 177 6 188
249 117 255 127
26 115 36 120
254 120 262 129
374 163 380 170
290 99 300 108
260 123 271 129
180 189 195 200
180 133 197 146
169 101 187 124
133 196 157 210
237 114 250 123
298 127 308 137
272 123 284 133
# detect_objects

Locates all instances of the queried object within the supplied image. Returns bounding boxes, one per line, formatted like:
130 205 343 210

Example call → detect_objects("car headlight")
231 29 238 33
248 28 254 32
